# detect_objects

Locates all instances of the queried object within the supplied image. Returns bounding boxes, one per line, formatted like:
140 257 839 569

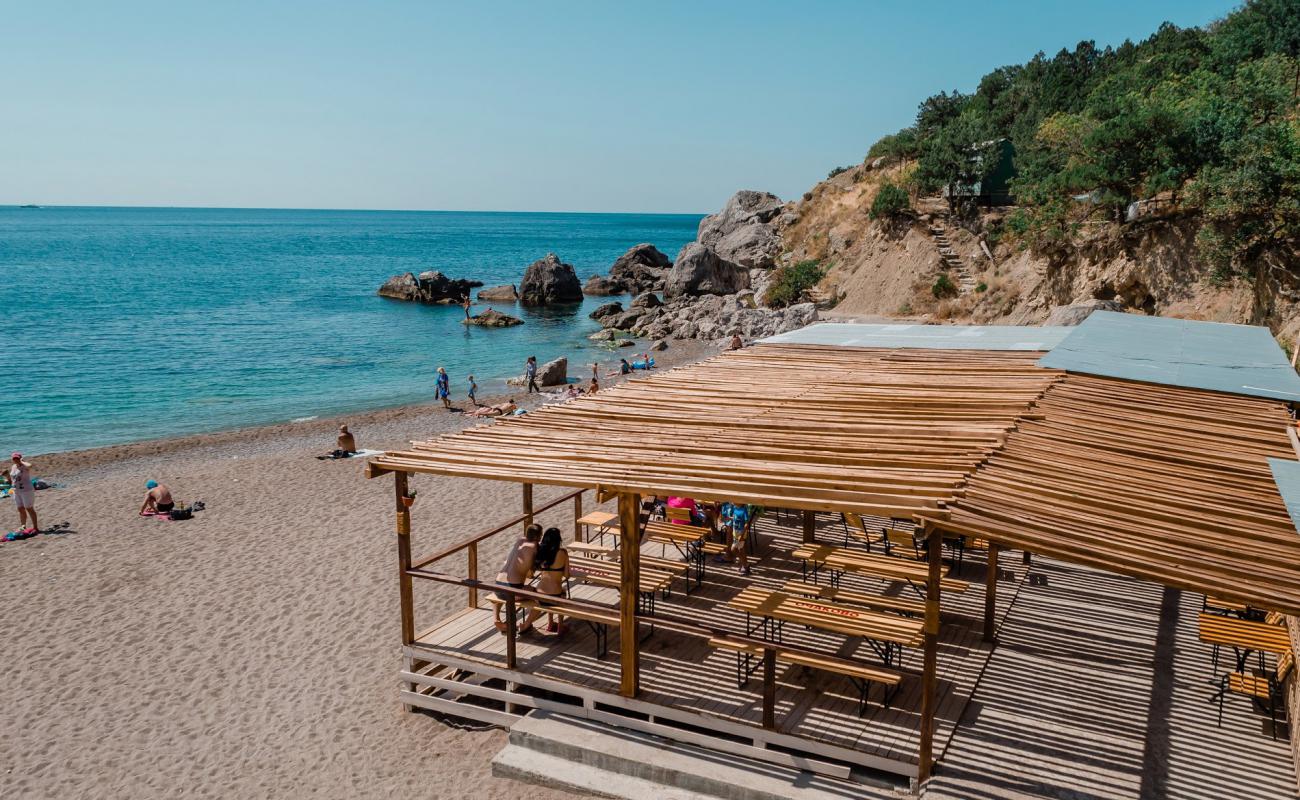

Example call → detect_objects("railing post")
523 483 534 529
762 647 776 729
505 593 517 669
395 471 414 646
983 542 999 643
574 490 584 542
467 541 479 609
801 510 815 544
618 492 641 697
918 523 943 784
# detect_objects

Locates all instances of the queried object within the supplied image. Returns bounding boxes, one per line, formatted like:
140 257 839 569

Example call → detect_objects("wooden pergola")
366 342 1300 782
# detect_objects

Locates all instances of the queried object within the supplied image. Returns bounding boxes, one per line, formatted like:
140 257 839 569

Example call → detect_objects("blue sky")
3 0 1236 213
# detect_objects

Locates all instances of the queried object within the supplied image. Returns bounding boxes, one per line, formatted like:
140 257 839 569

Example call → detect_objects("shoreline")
33 339 718 480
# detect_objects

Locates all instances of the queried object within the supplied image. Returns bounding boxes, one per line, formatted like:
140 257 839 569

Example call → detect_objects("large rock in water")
378 271 483 304
696 191 784 269
609 243 672 294
589 301 624 321
463 309 523 327
1045 299 1124 326
664 243 751 298
537 357 567 386
583 274 622 296
477 284 518 301
520 253 583 305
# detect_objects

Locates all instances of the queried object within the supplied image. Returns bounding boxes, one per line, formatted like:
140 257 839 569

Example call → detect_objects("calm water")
1 206 701 455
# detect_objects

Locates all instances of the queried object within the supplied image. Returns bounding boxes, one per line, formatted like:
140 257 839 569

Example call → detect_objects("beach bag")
169 508 193 521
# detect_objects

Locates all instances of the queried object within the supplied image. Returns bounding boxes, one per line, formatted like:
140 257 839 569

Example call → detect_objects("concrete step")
494 710 904 800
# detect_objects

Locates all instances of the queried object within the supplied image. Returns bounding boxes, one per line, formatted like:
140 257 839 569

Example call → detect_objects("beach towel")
315 448 383 460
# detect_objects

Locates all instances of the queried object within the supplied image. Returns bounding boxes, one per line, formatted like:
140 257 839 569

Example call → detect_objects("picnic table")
569 555 673 616
790 543 969 597
1198 612 1292 672
576 510 619 544
645 519 724 590
726 586 923 665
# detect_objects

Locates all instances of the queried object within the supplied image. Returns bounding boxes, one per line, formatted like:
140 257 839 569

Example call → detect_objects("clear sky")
3 0 1238 214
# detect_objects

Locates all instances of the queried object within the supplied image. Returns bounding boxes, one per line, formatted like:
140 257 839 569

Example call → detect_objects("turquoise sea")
1 206 702 455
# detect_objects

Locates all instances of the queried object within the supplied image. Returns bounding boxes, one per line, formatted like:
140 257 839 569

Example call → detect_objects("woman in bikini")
519 527 569 635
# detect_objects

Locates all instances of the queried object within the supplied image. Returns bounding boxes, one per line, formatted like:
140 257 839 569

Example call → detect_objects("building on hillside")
943 137 1016 207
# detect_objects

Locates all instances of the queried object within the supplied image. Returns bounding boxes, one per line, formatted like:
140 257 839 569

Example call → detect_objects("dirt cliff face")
776 162 1299 345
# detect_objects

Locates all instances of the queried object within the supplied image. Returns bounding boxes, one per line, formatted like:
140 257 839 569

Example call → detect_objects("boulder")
1045 300 1124 327
463 309 523 328
589 301 624 321
664 244 751 298
649 339 668 351
519 253 583 305
609 243 673 294
583 275 622 296
714 222 782 269
477 284 518 302
697 191 783 248
630 292 662 309
378 271 482 304
617 338 636 347
781 302 819 332
537 356 568 386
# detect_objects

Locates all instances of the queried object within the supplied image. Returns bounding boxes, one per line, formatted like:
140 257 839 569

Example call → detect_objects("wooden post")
467 542 479 609
617 492 641 698
983 542 999 643
762 647 777 729
918 524 943 783
574 490 584 542
505 594 517 669
801 510 815 544
522 483 534 529
395 471 415 646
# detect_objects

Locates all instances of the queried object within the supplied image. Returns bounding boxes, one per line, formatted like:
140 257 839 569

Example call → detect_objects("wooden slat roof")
369 341 1300 614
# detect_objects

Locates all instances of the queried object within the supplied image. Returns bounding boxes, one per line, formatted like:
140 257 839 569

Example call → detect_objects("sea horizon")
3 203 710 217
2 206 702 455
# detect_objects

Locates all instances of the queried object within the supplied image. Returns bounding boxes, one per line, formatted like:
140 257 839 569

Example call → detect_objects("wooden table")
645 519 714 590
1198 612 1292 672
727 586 923 665
576 510 619 544
569 555 673 616
790 543 969 597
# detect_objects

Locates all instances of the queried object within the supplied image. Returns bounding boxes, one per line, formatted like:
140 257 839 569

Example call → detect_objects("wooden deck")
405 510 1026 779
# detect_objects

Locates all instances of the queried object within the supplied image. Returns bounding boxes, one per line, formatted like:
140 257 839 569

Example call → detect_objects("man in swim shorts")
336 424 357 455
9 453 38 533
140 480 174 515
493 523 541 632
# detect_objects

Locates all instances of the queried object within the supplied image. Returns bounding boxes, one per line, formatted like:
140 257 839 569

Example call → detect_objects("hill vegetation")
866 0 1300 278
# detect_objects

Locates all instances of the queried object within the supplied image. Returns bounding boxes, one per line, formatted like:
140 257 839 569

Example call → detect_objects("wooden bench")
487 594 620 658
781 580 926 617
569 541 615 559
791 543 970 595
708 638 902 715
1218 651 1293 740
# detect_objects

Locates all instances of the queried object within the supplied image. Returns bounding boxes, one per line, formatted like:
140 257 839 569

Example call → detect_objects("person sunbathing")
466 399 519 418
493 524 541 632
140 480 174 515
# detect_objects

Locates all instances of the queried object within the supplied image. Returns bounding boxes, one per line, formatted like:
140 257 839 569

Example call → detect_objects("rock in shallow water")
463 308 523 327
477 284 518 301
378 271 483 304
520 253 583 305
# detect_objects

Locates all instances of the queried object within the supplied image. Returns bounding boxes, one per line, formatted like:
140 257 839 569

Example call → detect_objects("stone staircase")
492 710 904 800
928 222 978 294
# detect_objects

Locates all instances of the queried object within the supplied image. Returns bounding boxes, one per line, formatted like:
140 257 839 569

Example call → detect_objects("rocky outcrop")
664 244 751 298
1045 299 1124 326
463 309 523 327
631 292 662 309
477 284 518 302
609 244 672 294
697 191 783 268
596 292 817 343
583 275 622 295
589 301 623 321
378 271 483 304
520 254 583 305
537 357 568 386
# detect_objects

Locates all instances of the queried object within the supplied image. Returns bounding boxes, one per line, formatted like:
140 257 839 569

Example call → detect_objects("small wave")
291 415 319 423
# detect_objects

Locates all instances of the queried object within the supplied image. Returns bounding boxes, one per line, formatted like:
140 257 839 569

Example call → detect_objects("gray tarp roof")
1037 311 1300 401
1270 458 1300 533
762 322 1073 351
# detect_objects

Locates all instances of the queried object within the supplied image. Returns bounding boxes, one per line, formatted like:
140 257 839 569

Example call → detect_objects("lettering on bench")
788 599 866 619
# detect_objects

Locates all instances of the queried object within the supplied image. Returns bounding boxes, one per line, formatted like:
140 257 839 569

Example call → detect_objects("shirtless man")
9 453 38 533
336 424 357 455
140 480 174 515
493 524 542 632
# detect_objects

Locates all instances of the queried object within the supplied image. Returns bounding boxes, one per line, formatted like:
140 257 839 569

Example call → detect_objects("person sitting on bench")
519 526 569 635
493 523 541 633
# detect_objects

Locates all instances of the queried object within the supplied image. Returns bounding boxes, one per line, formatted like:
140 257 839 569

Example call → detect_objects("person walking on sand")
467 375 479 407
435 367 452 410
9 453 38 533
140 480 174 515
525 356 540 394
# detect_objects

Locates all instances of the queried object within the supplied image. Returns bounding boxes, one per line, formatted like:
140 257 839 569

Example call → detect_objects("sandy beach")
0 341 714 799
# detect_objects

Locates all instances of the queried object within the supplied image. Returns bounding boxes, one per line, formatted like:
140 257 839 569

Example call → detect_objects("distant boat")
18 204 39 208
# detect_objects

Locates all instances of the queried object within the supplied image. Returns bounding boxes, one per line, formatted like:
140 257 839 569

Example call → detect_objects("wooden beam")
918 525 942 783
983 542 999 643
574 490 584 542
467 542 478 610
618 492 641 698
523 483 534 528
395 471 414 646
802 510 815 544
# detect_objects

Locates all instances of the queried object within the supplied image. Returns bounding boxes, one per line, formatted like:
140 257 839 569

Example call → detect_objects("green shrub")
975 282 988 293
764 259 825 308
931 273 958 299
898 302 914 315
870 181 911 220
827 166 851 179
